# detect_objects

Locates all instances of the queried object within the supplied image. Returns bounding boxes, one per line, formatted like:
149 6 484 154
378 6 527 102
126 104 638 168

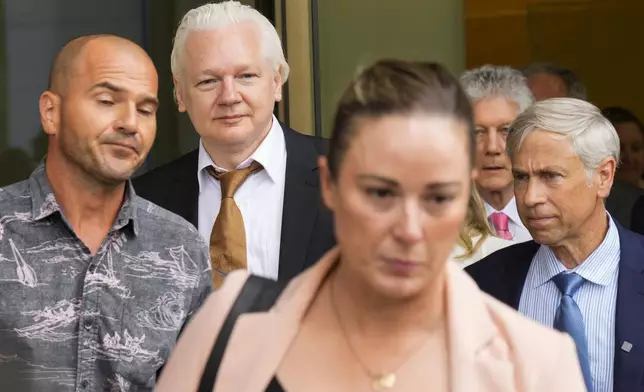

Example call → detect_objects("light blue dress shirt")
518 216 619 392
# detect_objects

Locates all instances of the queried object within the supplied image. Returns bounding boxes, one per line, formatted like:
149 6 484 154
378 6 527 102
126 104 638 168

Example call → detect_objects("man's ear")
39 91 61 136
273 67 283 103
173 77 187 112
596 157 616 199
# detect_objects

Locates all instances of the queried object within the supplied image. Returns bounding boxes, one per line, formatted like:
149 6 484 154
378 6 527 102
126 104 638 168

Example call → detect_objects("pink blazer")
156 248 586 392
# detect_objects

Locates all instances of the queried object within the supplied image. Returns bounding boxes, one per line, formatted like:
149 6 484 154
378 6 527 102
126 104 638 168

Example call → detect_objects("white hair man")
134 1 335 287
523 61 588 102
460 65 534 242
468 98 644 392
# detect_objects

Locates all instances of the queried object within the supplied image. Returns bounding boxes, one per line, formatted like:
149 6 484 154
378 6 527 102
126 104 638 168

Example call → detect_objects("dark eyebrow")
90 81 159 107
357 174 462 190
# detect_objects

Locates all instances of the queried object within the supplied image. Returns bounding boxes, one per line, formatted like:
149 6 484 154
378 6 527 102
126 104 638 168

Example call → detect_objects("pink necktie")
489 212 513 240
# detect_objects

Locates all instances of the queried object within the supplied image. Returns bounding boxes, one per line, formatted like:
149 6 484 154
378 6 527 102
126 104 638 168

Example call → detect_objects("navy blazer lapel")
466 241 538 309
613 225 644 392
505 241 540 308
278 127 323 280
133 149 200 228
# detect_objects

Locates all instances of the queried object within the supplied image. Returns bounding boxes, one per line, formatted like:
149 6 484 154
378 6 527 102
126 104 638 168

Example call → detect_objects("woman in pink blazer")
156 60 586 392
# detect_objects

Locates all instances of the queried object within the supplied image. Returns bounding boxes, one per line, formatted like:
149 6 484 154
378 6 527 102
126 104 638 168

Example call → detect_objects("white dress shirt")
451 234 515 268
518 215 619 392
197 116 286 280
484 196 532 243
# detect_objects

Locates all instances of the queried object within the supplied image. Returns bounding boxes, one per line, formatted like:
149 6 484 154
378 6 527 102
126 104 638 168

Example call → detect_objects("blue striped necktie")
552 272 593 392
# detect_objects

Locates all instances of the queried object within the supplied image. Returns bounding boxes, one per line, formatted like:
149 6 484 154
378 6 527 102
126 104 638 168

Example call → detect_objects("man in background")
460 65 534 242
523 61 587 101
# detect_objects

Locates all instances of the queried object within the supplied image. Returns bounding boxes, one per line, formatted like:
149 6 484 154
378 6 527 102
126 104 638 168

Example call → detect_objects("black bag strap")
197 275 287 392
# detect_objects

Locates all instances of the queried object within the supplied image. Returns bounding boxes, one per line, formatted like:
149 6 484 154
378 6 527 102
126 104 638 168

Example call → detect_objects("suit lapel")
476 241 539 309
613 226 644 391
505 242 539 308
278 127 322 280
172 150 199 227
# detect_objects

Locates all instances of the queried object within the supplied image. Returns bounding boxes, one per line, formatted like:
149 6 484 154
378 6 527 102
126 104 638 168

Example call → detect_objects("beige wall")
316 0 466 137
465 0 644 126
282 0 315 135
273 0 315 135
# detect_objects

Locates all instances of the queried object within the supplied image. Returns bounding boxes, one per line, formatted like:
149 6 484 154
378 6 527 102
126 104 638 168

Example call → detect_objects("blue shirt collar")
531 214 620 288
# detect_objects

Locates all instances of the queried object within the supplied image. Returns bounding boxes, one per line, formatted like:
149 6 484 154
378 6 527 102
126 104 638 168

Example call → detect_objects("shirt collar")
530 214 620 288
116 182 140 236
29 164 61 221
197 115 286 192
484 196 526 229
28 163 140 236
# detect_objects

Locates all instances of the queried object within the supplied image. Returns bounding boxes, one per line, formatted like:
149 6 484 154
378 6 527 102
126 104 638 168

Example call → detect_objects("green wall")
0 0 6 153
317 0 465 137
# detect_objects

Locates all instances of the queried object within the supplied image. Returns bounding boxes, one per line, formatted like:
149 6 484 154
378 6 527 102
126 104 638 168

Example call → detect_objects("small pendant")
372 373 396 390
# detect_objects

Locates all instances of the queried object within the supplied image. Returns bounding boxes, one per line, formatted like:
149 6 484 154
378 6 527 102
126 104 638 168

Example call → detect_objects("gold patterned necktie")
208 161 263 288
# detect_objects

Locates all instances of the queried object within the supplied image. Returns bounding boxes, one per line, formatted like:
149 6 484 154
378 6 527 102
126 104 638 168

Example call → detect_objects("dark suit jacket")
466 223 644 392
133 125 336 281
630 195 644 235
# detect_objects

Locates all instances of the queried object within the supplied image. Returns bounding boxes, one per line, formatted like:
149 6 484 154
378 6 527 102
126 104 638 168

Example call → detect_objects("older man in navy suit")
467 98 644 392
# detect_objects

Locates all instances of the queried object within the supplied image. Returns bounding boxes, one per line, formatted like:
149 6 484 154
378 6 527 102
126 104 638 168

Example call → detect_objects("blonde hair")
453 184 494 260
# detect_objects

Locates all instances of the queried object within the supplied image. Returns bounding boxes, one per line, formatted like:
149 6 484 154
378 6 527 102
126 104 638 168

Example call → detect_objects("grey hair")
460 65 534 113
522 62 587 101
507 98 620 180
170 1 290 101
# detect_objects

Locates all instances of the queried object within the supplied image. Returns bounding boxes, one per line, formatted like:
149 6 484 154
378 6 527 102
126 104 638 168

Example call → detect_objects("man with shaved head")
0 35 212 391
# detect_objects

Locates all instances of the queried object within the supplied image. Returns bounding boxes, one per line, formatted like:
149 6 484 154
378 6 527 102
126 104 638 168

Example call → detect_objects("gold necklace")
329 278 431 390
